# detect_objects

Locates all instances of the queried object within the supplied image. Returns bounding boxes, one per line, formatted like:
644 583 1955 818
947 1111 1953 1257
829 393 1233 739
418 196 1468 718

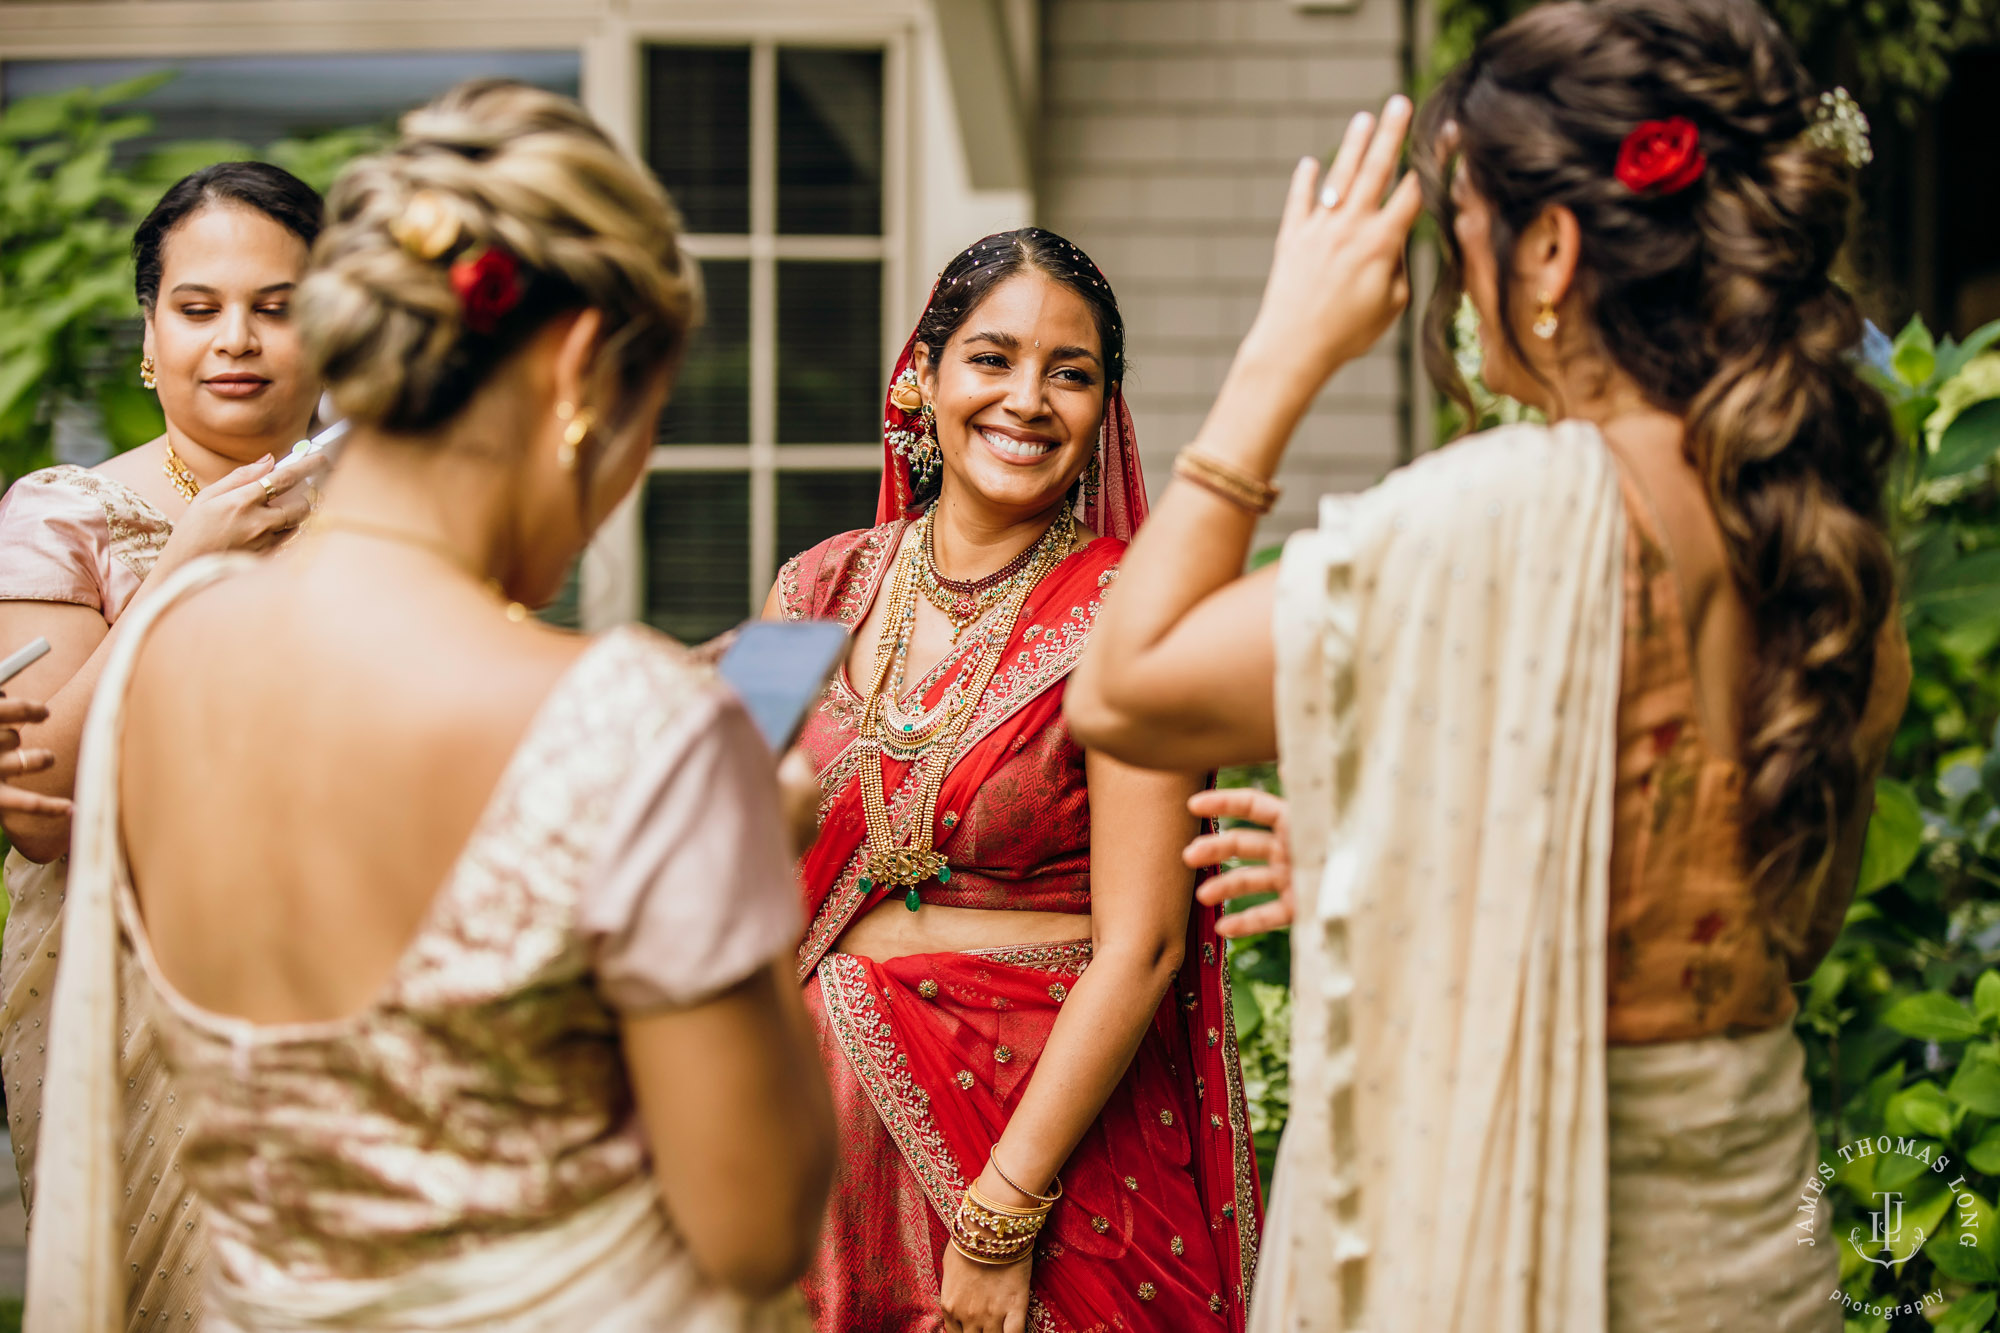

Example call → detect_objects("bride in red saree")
764 229 1260 1333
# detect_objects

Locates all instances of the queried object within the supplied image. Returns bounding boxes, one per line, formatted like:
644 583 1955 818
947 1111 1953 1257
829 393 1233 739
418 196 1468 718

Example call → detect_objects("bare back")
119 543 587 1026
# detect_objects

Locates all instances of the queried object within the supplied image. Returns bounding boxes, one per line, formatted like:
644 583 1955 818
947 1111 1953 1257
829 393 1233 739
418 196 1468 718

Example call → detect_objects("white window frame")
0 0 925 633
616 28 912 629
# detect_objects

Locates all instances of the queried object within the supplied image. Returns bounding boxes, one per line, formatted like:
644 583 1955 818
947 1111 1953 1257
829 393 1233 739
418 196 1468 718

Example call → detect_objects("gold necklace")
855 514 1072 911
163 445 202 502
307 515 530 622
915 514 1048 641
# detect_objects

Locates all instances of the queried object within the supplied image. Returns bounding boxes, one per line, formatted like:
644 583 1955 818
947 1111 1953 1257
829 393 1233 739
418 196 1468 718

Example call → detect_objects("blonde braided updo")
298 79 701 436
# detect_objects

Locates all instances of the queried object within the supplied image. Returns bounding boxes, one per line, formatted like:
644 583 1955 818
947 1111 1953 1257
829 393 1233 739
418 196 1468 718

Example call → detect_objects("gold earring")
1532 291 1559 341
556 404 595 471
140 355 157 390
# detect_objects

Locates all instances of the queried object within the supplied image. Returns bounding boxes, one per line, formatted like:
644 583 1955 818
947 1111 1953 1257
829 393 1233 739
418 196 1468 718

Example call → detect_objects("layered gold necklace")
856 509 1073 911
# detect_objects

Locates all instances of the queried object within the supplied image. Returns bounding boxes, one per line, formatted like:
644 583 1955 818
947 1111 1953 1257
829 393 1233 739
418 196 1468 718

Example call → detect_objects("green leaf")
1887 1080 1958 1138
1910 548 2000 631
0 91 73 143
1940 1291 1998 1333
1859 779 1924 894
1979 972 2000 1028
1231 981 1260 1039
1929 400 2000 481
1949 1055 2000 1116
1936 318 2000 385
1877 1140 1943 1188
1884 991 1984 1043
1894 314 1939 388
1894 393 1941 446
88 70 174 109
1929 1233 1999 1284
1967 1123 2000 1174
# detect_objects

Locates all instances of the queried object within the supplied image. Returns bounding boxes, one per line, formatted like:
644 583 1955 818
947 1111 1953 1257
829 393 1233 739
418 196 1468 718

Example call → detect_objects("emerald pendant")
905 887 922 912
859 875 873 893
938 865 952 884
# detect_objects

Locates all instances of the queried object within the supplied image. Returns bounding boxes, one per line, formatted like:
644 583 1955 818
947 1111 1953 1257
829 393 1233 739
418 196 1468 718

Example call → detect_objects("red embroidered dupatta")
782 527 1261 1332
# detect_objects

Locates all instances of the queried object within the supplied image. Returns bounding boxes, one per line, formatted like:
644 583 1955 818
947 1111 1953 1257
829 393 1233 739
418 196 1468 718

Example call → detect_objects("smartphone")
272 417 350 474
716 620 851 751
0 637 51 689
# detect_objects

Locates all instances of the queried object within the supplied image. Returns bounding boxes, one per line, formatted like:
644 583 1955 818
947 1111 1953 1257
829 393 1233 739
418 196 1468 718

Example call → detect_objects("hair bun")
298 79 700 435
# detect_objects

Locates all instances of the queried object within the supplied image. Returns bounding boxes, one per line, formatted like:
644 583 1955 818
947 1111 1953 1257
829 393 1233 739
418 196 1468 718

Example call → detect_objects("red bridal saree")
780 520 1260 1332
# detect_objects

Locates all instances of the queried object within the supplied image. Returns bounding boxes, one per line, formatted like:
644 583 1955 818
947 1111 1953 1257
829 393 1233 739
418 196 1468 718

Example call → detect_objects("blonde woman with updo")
1073 0 1909 1327
25 80 834 1333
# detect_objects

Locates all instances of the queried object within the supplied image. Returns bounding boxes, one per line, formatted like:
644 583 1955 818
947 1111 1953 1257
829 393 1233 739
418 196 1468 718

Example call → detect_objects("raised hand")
1185 788 1294 938
1241 94 1424 394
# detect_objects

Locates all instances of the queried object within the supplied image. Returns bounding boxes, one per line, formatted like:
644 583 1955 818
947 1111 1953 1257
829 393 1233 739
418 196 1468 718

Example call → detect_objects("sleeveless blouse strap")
24 552 252 1333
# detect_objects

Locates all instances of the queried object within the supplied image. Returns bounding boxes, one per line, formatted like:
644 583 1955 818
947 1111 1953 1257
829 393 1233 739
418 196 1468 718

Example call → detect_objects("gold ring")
259 474 278 503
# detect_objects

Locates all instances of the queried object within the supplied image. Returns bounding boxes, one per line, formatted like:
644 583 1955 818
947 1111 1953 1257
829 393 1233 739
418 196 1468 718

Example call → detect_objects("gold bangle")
1173 446 1280 516
987 1149 1061 1206
950 1236 1033 1267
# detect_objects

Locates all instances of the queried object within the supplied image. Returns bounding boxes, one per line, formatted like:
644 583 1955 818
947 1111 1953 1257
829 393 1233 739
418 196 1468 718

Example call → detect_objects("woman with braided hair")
25 81 832 1332
1070 0 1909 1327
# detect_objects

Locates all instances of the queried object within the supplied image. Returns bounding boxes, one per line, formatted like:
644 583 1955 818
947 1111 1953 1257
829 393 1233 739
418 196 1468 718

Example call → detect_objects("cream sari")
1255 421 1834 1332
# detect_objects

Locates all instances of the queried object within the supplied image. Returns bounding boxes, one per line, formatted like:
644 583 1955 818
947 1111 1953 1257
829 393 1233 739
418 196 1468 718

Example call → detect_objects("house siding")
1038 0 1411 537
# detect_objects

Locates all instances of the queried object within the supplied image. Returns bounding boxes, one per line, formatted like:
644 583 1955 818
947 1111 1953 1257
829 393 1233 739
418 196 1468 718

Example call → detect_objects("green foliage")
1211 761 1289 1187
1797 316 2000 1330
0 74 385 484
1429 0 1999 122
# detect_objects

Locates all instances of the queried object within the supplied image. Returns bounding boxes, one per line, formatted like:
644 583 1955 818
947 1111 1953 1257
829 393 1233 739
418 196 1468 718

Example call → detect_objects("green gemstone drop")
859 875 873 893
937 865 952 884
905 887 922 912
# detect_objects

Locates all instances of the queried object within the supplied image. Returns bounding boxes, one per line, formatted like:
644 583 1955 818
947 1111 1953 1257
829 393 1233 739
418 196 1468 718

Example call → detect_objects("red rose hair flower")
448 246 522 334
1615 118 1706 196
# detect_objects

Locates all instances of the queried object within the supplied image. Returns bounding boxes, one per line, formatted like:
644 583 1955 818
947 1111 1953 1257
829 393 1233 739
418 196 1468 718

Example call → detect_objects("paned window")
642 43 890 642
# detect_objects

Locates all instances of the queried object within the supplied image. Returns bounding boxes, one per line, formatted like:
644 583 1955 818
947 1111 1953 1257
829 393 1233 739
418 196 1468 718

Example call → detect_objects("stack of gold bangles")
1173 445 1280 516
950 1153 1062 1267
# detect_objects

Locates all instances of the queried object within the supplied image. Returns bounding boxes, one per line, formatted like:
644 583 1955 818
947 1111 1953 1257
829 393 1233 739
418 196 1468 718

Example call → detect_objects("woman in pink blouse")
0 160 328 1330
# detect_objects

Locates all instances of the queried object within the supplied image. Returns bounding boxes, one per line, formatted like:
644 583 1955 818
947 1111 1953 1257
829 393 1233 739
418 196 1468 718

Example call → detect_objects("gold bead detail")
1048 983 1068 1002
955 1070 973 1089
1090 1215 1109 1234
918 980 939 999
1137 1282 1157 1301
995 1045 1012 1064
1170 1235 1185 1256
1158 1109 1174 1126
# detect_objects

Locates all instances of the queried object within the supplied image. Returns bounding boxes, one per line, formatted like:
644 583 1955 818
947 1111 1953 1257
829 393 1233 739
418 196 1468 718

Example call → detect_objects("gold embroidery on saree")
816 952 968 1225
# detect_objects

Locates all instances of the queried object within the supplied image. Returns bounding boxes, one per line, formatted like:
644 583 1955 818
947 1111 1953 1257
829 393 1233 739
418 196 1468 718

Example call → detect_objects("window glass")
643 471 749 642
0 52 580 158
777 261 881 444
660 259 750 445
644 46 751 235
777 470 881 565
776 49 883 236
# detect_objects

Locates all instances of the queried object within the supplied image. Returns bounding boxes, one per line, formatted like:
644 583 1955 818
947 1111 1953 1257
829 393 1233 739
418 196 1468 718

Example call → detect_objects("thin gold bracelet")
1173 446 1280 516
988 1149 1061 1205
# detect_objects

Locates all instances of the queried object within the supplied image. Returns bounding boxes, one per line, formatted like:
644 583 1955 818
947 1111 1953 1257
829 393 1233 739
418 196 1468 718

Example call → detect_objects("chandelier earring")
885 367 942 491
1532 291 1560 341
555 401 596 472
140 355 157 390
